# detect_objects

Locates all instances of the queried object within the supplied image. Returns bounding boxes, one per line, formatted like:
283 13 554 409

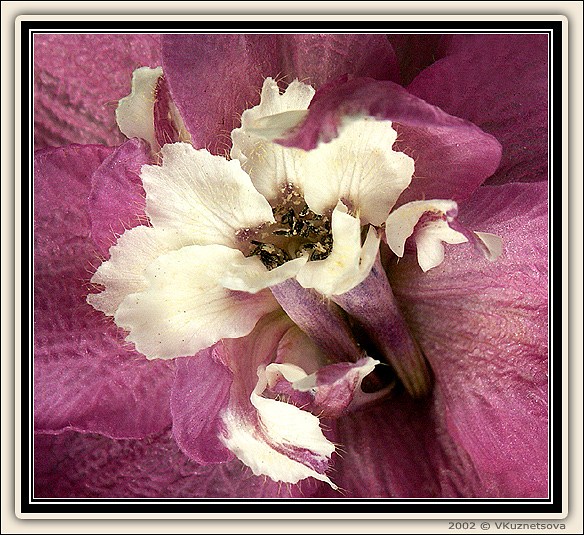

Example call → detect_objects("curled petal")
114 244 279 359
266 357 380 418
296 203 380 296
140 143 274 247
277 77 502 206
34 34 162 148
116 67 164 150
231 77 314 201
221 365 337 488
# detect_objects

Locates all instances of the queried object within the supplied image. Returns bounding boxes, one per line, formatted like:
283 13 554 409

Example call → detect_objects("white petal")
221 255 308 294
385 199 468 272
302 117 415 225
474 231 504 261
140 143 274 247
116 67 162 150
231 78 315 201
220 366 337 488
114 244 279 359
416 219 468 272
296 203 380 297
385 199 461 257
87 226 186 316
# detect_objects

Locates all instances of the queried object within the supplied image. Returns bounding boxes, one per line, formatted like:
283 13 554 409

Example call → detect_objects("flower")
33 33 548 498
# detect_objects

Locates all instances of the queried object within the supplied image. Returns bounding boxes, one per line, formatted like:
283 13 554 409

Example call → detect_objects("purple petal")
387 181 549 497
278 77 502 206
271 279 363 363
161 34 398 154
34 145 174 438
34 34 162 148
34 430 322 498
407 34 548 185
170 346 234 464
314 396 441 497
387 34 446 86
332 255 431 398
88 138 152 256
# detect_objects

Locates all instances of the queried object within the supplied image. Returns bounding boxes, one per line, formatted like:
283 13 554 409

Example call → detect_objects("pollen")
238 186 333 270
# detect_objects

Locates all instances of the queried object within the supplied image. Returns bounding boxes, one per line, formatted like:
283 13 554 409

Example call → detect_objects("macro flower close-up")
33 33 549 499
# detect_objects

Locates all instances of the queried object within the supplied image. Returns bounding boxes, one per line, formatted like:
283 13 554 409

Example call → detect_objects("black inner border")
20 18 562 515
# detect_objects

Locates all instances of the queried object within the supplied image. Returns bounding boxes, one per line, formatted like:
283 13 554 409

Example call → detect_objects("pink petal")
161 34 398 154
387 181 549 497
314 396 442 498
88 138 152 256
34 430 322 498
387 34 445 86
407 34 548 185
277 77 502 206
34 145 174 438
170 346 235 465
34 34 162 148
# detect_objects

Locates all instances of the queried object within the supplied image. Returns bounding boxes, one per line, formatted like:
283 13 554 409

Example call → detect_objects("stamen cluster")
243 188 333 270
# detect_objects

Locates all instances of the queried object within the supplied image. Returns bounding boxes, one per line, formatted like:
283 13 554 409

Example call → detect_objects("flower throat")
238 187 333 271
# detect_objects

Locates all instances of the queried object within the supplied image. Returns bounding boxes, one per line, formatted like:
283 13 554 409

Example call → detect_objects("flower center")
238 187 333 270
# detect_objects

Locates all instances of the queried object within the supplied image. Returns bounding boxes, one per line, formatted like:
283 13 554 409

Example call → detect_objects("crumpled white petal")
116 67 163 151
385 199 469 271
87 225 186 316
220 365 337 488
415 218 469 272
140 143 275 247
300 117 415 225
114 244 279 359
231 78 315 201
296 202 381 296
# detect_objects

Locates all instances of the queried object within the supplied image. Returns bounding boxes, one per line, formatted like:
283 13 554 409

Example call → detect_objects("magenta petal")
388 181 549 497
278 77 502 205
34 145 174 438
161 34 398 153
34 430 321 498
315 397 441 498
88 138 152 256
34 34 162 148
171 347 234 464
407 34 548 185
387 34 446 86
